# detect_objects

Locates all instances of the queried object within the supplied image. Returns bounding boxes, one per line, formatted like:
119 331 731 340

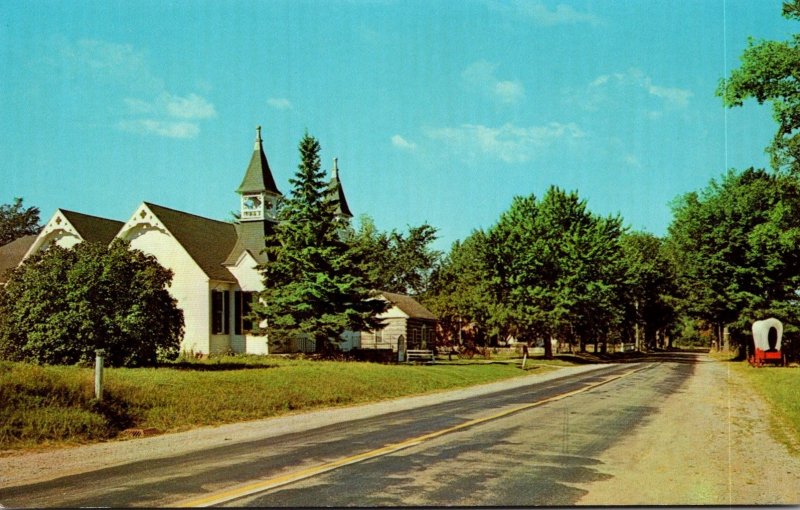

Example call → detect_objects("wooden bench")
406 349 435 364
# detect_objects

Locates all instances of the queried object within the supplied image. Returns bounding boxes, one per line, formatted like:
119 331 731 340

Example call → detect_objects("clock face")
244 195 262 210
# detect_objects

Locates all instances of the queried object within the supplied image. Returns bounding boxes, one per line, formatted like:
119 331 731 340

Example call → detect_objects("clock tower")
237 126 282 222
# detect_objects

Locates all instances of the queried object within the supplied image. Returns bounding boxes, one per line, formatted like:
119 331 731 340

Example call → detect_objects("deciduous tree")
0 197 41 246
0 240 183 366
719 1 800 172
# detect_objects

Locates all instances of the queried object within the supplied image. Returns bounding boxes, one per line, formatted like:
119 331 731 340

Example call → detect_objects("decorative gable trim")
24 209 84 260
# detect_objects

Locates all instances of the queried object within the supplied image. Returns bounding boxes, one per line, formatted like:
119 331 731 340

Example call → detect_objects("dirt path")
577 355 800 505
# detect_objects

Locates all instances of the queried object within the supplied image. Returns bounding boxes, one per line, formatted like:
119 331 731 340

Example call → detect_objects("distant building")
355 291 437 353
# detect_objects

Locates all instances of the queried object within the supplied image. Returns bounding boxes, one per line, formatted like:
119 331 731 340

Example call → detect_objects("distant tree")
352 215 441 296
666 168 800 350
620 232 678 350
0 197 41 246
481 188 626 357
0 240 183 366
425 230 495 347
718 1 800 172
255 134 386 353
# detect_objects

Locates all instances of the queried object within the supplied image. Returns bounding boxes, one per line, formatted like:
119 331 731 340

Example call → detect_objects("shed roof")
377 291 437 320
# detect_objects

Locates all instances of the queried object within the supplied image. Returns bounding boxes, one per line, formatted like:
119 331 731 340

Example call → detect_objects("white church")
1 128 357 355
1 127 437 356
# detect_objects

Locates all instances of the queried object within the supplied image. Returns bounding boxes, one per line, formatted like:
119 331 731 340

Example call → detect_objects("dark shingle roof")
145 203 238 283
223 220 273 266
0 234 37 284
60 210 124 244
237 128 281 196
328 159 353 218
378 291 437 320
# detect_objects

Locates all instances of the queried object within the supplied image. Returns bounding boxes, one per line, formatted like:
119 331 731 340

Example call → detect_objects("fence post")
95 349 105 401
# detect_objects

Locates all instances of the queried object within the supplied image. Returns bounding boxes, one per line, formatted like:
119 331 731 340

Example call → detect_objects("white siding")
123 223 214 355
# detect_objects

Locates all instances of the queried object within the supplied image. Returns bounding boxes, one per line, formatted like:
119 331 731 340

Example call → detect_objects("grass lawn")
0 355 567 451
729 359 800 455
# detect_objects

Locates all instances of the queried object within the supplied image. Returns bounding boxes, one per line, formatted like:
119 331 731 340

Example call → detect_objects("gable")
119 203 238 283
24 209 123 260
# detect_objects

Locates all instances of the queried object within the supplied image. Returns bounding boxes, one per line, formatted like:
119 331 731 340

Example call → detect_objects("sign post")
95 349 105 401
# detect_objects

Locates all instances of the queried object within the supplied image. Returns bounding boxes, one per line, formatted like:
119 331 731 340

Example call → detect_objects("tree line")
1 1 799 365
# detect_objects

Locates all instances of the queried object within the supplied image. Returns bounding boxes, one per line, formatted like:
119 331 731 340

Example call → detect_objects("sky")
1 0 796 252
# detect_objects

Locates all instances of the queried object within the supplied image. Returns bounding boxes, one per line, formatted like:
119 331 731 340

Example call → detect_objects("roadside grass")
727 359 800 456
0 355 566 451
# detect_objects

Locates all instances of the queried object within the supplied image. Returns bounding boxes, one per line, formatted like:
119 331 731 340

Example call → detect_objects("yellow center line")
175 365 646 508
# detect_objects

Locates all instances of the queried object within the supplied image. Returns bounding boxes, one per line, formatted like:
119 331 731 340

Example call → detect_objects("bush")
0 240 183 367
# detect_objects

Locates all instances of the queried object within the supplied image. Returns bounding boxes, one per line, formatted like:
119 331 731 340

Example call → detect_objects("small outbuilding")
356 291 437 353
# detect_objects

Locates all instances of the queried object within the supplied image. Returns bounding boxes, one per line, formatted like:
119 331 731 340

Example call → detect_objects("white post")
95 349 105 401
521 352 527 370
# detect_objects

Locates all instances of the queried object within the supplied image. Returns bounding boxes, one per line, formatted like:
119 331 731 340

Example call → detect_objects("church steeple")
238 126 282 222
328 157 353 219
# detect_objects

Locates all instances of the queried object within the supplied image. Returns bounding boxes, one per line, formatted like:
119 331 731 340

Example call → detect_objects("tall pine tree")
255 133 386 353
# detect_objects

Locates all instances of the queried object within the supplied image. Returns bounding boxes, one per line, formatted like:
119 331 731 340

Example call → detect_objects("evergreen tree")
255 133 386 353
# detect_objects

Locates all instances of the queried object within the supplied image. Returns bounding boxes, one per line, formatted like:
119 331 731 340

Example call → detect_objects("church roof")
0 234 37 284
237 126 281 196
328 158 353 218
223 220 273 266
376 291 437 320
59 210 124 244
144 203 238 283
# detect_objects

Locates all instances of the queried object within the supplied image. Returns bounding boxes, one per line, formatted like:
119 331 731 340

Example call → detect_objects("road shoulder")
0 363 607 489
576 355 800 505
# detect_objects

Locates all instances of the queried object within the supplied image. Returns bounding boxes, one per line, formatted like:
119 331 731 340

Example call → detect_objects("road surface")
1 352 797 506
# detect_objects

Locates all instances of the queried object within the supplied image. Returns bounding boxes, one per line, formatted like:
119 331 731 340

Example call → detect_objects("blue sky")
1 0 796 251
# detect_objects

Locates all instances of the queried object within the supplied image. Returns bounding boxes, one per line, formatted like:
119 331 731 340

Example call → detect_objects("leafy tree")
352 215 441 296
0 240 183 366
718 1 800 172
666 168 800 349
481 188 626 357
620 232 678 350
425 229 495 347
256 134 386 353
0 197 41 246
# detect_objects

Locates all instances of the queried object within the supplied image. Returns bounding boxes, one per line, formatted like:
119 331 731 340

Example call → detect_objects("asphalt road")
0 355 696 507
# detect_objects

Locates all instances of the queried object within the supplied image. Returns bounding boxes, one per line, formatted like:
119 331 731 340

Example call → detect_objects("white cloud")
60 38 215 139
577 68 692 112
462 60 525 105
119 120 200 139
267 98 293 111
165 93 217 119
391 135 417 151
426 122 584 163
490 0 605 27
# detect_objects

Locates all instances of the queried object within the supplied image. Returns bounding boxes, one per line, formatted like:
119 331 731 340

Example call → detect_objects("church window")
211 290 230 334
235 291 255 334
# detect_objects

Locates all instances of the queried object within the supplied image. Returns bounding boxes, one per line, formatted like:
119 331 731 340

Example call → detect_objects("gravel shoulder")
0 363 606 489
577 354 800 505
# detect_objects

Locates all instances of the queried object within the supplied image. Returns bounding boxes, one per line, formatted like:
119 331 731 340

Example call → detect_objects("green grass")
0 355 565 451
730 360 800 455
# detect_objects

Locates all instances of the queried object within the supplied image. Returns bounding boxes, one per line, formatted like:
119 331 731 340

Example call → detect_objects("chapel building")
1 127 354 355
